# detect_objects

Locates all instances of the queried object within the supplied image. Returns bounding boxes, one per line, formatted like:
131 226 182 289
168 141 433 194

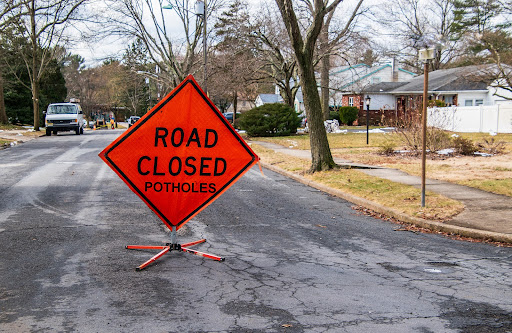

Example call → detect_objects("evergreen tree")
212 0 260 115
451 0 511 66
122 39 151 115
453 0 504 35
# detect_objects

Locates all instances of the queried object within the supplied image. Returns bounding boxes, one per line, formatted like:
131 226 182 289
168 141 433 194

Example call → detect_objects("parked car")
222 112 241 121
127 116 141 128
44 102 85 136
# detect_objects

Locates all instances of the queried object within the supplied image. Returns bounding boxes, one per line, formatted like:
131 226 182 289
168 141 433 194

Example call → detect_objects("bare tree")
275 0 346 172
0 0 25 124
107 0 223 94
74 66 102 120
211 1 301 110
2 0 87 130
317 0 364 119
0 0 25 29
0 39 8 124
250 7 300 108
377 0 459 72
0 63 6 124
472 32 512 100
212 0 261 114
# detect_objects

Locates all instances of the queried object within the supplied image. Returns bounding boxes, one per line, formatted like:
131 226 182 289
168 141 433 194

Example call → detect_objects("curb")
261 162 512 244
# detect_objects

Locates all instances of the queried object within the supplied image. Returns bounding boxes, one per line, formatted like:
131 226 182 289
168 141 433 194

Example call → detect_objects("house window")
475 99 484 106
348 97 354 107
465 100 473 106
372 77 381 84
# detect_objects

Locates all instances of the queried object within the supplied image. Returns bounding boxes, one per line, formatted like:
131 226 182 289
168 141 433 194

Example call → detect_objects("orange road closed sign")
99 75 259 230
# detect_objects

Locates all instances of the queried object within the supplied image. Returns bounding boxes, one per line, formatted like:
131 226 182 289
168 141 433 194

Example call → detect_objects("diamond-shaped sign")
99 75 259 230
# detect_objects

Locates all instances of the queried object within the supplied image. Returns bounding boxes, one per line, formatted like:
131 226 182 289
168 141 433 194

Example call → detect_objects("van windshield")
47 105 78 114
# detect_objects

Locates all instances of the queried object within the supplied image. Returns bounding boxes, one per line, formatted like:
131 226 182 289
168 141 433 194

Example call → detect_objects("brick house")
362 64 512 126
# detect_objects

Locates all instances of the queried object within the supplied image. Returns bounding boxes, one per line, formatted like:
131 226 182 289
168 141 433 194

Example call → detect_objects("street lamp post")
419 47 435 208
137 70 158 110
365 95 371 145
195 0 207 94
162 1 207 94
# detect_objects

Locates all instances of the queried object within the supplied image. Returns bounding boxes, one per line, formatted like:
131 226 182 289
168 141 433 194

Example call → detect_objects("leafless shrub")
390 103 454 154
452 137 477 155
477 137 507 154
393 118 452 153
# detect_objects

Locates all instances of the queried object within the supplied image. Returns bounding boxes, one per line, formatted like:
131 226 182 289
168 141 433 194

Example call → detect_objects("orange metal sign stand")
126 227 224 271
99 75 258 270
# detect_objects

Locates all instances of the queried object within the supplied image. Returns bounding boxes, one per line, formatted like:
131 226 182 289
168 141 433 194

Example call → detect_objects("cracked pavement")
0 130 511 332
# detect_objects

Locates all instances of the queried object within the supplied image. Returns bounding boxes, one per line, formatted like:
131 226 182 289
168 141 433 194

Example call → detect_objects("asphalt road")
1 129 511 333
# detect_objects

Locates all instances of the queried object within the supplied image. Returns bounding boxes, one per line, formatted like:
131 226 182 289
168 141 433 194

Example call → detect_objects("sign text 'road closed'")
139 127 225 193
99 75 259 230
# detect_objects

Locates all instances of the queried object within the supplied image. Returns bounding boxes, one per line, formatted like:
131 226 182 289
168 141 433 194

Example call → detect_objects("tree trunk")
0 70 7 124
30 0 40 131
232 91 238 113
275 0 340 172
320 54 330 120
298 56 337 172
318 22 331 121
32 79 40 130
281 80 294 108
232 91 237 124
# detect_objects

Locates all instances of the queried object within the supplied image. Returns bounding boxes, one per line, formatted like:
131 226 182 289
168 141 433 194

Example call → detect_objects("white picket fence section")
428 104 512 133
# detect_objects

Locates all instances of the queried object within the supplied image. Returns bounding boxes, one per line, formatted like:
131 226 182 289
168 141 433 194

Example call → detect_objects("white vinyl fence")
428 104 512 133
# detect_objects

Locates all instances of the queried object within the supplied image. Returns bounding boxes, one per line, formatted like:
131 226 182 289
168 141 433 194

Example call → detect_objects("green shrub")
428 99 446 107
338 106 359 125
238 103 302 137
329 110 340 122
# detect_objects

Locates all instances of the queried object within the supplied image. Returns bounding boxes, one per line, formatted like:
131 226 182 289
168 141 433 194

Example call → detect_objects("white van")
44 103 86 136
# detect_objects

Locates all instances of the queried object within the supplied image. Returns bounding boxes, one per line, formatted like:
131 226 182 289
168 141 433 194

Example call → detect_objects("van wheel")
53 131 57 135
46 129 51 136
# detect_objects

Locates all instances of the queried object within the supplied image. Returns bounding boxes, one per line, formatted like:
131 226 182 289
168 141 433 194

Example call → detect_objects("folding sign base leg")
126 238 225 271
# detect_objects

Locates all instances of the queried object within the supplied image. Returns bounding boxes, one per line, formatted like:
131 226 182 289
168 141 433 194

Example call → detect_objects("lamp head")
195 0 205 16
419 48 435 62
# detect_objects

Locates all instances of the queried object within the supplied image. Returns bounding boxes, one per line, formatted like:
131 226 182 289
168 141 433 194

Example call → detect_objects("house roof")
295 90 303 103
338 65 389 90
330 63 416 92
390 65 490 94
257 94 282 104
330 63 370 75
365 82 409 93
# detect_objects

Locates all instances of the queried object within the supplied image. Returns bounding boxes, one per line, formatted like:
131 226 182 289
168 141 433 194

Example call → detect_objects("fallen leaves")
352 205 512 247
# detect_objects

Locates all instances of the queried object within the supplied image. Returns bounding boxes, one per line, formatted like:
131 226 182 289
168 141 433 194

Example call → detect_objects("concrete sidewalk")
252 141 512 244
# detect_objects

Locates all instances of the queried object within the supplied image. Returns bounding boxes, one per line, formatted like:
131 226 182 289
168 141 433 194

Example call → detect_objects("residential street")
1 129 511 332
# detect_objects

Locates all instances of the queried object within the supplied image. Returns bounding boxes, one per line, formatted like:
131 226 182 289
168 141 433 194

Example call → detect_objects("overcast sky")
69 0 369 67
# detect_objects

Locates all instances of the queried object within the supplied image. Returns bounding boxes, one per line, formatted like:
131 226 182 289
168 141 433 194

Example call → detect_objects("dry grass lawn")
255 131 512 197
0 126 43 147
252 144 464 221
